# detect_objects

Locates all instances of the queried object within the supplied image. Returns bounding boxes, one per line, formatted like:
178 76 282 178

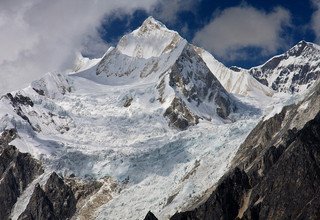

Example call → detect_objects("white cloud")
0 0 162 95
312 0 320 42
152 0 199 24
193 5 291 61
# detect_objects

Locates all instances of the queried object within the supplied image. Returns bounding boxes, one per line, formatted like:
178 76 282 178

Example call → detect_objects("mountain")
0 16 320 220
248 40 320 94
79 16 245 129
171 77 320 220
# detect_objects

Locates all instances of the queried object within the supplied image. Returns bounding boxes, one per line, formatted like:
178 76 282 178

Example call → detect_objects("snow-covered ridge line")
194 46 274 98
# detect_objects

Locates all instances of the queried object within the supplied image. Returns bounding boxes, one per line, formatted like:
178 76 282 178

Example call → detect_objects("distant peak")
287 40 319 57
297 40 307 45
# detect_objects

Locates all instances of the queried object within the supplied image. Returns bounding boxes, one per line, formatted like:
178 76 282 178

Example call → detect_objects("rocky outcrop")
144 211 159 220
31 72 72 98
164 45 236 130
164 97 199 130
0 128 17 145
240 111 320 219
0 129 98 220
18 172 77 220
0 129 44 220
171 168 250 220
170 82 320 219
18 184 56 220
2 93 37 131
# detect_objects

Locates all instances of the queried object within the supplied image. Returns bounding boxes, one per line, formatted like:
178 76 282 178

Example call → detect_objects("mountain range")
0 17 319 220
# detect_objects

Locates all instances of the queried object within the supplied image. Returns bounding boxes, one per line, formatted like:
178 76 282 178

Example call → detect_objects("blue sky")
98 0 319 68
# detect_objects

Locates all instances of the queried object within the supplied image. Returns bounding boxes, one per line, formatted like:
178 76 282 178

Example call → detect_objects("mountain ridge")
247 40 320 93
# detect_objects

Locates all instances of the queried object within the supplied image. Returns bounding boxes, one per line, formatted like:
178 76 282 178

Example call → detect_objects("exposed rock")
171 168 250 220
4 93 34 107
123 96 133 107
2 93 37 131
0 140 43 219
18 172 77 220
144 211 159 220
31 72 72 98
0 128 17 146
18 184 56 220
44 173 77 219
71 177 116 220
241 111 320 219
164 97 199 130
164 45 236 129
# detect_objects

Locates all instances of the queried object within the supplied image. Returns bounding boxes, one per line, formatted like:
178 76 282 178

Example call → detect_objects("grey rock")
0 141 43 219
18 184 56 220
144 211 158 220
164 45 236 129
18 172 77 220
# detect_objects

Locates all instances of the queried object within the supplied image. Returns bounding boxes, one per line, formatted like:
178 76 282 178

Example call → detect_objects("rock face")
0 129 96 220
18 184 56 220
164 45 235 129
0 130 43 220
18 172 77 220
144 211 159 220
2 93 36 130
170 81 320 219
248 41 320 93
171 168 250 220
31 72 72 98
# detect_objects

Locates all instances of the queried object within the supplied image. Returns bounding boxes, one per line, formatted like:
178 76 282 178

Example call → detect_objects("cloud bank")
193 5 291 61
152 0 199 24
0 0 161 95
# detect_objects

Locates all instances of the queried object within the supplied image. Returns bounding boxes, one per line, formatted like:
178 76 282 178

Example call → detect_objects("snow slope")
194 46 274 99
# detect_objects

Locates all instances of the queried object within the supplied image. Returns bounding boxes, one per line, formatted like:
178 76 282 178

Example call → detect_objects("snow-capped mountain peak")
116 17 183 59
139 16 169 32
286 40 319 57
248 41 320 93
